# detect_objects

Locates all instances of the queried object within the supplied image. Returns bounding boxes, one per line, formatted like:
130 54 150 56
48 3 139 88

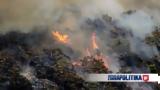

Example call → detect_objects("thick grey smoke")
0 0 158 71
0 0 82 32
127 83 153 90
119 0 160 24
0 0 156 39
119 0 160 10
128 37 158 58
0 0 159 89
117 11 155 38
0 0 124 33
0 0 158 67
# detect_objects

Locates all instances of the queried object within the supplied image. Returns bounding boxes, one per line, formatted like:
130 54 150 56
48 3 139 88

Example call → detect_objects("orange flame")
52 31 69 44
92 32 99 49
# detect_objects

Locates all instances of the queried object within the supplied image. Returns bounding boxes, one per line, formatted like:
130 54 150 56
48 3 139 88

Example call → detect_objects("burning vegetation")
52 31 69 44
71 31 109 72
92 32 99 50
0 12 160 90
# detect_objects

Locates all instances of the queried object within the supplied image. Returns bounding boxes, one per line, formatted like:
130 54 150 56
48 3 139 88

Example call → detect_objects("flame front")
72 32 109 71
92 32 99 49
52 31 69 44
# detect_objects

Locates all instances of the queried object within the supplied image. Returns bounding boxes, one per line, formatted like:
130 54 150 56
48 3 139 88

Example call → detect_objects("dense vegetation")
0 15 160 90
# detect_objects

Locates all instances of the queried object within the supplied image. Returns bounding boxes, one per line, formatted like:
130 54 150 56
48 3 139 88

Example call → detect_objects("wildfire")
95 54 109 68
52 31 69 44
91 32 109 69
92 32 99 49
72 32 109 72
86 48 91 56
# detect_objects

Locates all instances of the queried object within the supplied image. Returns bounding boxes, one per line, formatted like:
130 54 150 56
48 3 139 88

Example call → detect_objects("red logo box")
143 75 149 82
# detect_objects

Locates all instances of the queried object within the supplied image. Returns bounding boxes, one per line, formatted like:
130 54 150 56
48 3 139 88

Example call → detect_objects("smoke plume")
0 0 159 89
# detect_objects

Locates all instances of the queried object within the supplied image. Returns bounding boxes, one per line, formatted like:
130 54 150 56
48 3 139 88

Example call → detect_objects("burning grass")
52 31 69 44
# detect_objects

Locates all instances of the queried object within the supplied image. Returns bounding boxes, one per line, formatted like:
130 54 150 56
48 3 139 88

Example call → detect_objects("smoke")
20 66 35 81
0 0 158 34
118 0 160 24
0 0 158 68
117 11 155 38
0 1 159 89
119 0 160 10
128 37 159 58
0 0 124 33
107 53 121 73
127 83 154 90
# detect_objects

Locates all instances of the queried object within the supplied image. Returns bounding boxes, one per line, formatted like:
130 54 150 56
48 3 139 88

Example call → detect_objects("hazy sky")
0 0 159 33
